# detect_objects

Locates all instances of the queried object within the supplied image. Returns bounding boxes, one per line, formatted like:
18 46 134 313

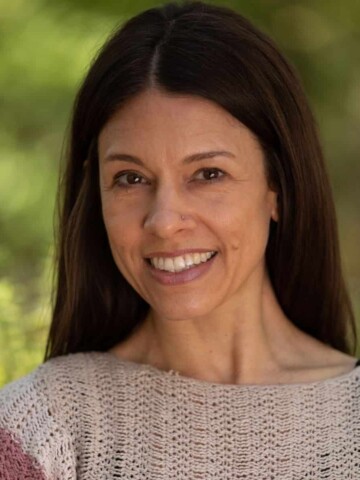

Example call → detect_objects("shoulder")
0 351 110 479
0 351 113 423
0 351 104 401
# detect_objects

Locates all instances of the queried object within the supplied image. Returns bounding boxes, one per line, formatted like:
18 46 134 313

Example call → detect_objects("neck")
131 275 322 384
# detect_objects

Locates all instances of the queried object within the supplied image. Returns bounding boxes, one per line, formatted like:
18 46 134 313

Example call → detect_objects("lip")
145 248 217 259
145 252 217 286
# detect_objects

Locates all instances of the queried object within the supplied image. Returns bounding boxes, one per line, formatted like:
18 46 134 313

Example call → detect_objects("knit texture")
0 352 359 479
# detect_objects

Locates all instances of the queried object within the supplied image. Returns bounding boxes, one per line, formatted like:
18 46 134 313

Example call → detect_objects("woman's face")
98 89 278 320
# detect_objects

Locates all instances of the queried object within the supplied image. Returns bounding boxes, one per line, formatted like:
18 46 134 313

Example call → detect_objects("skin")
98 88 356 385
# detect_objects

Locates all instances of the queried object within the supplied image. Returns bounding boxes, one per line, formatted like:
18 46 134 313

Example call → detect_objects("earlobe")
271 208 279 222
270 192 279 222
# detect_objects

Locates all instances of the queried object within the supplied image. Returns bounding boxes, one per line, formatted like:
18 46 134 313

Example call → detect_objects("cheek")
101 199 141 261
216 197 271 255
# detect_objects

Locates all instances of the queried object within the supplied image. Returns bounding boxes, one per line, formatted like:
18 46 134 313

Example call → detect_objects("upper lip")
145 249 217 258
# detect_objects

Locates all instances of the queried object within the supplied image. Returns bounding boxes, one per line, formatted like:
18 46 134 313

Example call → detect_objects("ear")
271 208 279 222
269 191 279 222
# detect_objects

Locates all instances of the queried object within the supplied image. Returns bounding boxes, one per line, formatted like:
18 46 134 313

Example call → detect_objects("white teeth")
173 256 186 270
184 254 194 267
164 258 175 272
193 253 201 265
149 251 216 273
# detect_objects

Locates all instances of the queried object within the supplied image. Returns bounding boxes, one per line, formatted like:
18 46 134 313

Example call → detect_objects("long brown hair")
44 0 357 360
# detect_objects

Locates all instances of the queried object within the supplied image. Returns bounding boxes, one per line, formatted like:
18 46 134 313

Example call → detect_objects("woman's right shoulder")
0 350 111 409
0 351 111 479
1 351 89 398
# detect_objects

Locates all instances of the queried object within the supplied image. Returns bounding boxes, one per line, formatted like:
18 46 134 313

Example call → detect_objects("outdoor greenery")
1 0 359 386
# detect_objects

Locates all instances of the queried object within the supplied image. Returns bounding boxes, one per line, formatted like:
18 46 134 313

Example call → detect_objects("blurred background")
0 0 359 386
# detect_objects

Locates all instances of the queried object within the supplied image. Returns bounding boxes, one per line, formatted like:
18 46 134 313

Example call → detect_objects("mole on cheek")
229 231 242 251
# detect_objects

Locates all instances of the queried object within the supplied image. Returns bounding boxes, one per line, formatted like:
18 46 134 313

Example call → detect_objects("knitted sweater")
0 352 359 479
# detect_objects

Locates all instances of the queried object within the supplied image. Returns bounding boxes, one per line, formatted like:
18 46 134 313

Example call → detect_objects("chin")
149 300 217 322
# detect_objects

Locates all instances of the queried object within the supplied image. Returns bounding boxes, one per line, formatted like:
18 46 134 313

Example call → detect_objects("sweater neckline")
102 351 360 390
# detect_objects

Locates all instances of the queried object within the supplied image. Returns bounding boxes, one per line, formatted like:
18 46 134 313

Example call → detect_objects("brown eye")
114 171 147 187
194 168 225 182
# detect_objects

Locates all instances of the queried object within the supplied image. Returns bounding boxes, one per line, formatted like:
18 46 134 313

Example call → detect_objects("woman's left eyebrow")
104 150 236 166
183 150 236 164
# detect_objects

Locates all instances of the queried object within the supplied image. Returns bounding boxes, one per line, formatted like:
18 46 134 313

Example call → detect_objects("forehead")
98 88 264 169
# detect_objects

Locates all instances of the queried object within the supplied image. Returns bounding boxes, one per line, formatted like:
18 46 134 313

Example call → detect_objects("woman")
1 1 359 478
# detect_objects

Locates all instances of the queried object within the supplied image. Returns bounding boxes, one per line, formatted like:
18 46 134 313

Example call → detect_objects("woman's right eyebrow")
104 150 236 166
104 153 144 166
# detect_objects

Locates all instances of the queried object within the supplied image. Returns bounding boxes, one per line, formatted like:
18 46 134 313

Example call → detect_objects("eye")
193 167 226 182
113 171 148 187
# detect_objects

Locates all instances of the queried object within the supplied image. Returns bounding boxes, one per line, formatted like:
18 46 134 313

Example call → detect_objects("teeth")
164 258 175 272
174 256 186 270
200 253 208 262
184 254 194 267
193 253 201 265
150 251 216 273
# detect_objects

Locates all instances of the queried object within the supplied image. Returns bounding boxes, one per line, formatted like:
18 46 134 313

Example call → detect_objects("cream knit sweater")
0 352 359 479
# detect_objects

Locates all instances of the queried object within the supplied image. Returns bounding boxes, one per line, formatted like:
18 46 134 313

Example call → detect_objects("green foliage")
0 265 50 386
0 0 359 386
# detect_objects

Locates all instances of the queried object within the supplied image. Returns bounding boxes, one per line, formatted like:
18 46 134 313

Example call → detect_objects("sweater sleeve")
0 365 77 480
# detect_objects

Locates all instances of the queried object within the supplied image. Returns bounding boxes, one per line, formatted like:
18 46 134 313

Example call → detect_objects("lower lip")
145 254 217 286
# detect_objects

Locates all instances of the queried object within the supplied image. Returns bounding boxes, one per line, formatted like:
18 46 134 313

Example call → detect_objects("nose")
143 186 196 238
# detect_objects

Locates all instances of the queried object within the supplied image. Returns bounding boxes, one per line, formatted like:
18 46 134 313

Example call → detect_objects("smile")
146 251 217 273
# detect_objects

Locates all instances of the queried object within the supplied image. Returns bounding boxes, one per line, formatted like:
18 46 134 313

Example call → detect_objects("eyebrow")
104 150 236 166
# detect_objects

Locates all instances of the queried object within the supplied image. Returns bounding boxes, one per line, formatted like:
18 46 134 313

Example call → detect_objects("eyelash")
112 168 226 188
